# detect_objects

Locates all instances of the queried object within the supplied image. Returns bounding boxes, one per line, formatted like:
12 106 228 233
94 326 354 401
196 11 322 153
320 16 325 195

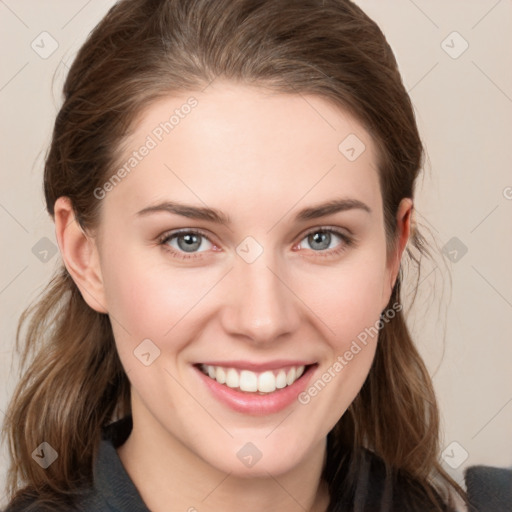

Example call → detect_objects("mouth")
197 363 310 394
193 361 317 415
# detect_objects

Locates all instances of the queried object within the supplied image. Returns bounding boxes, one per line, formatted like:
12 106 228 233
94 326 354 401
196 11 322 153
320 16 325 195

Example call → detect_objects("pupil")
310 231 330 250
178 233 200 252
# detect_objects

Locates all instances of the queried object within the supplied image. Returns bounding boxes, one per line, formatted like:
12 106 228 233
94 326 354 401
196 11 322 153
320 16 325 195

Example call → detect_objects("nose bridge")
222 246 299 343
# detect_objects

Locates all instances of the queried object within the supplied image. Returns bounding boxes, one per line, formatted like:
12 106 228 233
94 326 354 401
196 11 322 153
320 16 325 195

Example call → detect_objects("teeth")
286 367 296 386
258 371 276 393
200 364 306 394
240 370 258 392
216 367 226 384
226 368 239 388
275 370 287 389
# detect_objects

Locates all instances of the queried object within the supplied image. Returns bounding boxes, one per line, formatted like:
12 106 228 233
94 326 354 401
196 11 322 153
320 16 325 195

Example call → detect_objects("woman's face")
88 81 407 476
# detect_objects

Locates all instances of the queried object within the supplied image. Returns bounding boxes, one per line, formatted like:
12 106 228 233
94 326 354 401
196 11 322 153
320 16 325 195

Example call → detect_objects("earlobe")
54 197 108 314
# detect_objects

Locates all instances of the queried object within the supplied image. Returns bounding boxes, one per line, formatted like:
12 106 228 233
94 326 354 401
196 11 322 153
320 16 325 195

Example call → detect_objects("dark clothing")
465 464 512 512
4 416 148 512
3 416 511 511
75 416 149 511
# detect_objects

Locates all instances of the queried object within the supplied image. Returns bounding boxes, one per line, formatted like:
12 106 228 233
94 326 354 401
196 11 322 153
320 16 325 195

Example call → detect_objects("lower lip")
194 365 316 416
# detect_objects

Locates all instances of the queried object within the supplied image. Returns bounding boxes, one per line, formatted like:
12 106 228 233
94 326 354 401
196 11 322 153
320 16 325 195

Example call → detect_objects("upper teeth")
200 364 306 393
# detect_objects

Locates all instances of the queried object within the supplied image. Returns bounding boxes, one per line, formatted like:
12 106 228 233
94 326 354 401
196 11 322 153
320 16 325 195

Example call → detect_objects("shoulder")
464 464 512 512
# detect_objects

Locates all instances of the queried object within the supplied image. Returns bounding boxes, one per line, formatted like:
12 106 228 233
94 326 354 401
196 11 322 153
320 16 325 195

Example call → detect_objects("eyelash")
157 227 354 261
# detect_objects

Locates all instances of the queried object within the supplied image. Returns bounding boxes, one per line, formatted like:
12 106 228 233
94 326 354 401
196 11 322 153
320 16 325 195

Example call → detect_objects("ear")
381 197 413 310
54 197 108 314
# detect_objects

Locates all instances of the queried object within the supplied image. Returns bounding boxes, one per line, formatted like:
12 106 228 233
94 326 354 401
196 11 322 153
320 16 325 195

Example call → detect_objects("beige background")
1 0 511 505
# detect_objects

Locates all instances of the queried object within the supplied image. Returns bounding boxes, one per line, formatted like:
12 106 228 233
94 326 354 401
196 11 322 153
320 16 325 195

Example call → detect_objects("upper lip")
196 360 316 372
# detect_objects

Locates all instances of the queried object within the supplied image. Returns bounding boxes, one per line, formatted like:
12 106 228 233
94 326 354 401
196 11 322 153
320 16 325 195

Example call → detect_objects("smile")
194 361 317 415
199 364 306 394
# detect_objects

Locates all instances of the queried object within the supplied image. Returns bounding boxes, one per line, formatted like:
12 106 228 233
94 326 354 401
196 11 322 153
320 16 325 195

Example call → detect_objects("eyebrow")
136 197 371 225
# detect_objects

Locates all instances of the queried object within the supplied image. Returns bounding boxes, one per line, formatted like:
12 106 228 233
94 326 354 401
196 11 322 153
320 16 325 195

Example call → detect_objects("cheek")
100 256 208 393
308 251 389 341
297 250 389 412
101 249 209 339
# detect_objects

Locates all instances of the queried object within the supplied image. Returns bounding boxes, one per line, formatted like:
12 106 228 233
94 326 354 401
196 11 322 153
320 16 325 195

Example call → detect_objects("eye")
297 227 353 255
159 229 214 259
158 227 354 261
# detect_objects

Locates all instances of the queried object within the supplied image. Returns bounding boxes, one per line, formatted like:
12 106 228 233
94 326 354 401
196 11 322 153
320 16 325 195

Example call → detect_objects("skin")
55 81 412 512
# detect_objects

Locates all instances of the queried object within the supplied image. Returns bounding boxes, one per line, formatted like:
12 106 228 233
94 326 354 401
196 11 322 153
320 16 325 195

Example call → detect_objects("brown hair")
2 0 468 510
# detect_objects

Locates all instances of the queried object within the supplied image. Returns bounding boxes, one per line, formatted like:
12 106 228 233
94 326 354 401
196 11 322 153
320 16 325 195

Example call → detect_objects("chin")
193 430 321 478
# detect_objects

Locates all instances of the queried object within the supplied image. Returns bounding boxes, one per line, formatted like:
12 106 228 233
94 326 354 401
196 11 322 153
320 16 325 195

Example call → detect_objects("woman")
2 0 470 510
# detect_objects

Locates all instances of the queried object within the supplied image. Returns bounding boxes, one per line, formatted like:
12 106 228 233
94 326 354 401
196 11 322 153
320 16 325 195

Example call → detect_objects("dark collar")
92 415 150 511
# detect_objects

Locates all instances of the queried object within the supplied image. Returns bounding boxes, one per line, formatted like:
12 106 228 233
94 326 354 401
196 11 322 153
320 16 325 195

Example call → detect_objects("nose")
219 252 301 345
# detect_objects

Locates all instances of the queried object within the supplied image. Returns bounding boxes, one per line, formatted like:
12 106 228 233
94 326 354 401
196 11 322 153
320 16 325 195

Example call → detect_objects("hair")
2 0 469 511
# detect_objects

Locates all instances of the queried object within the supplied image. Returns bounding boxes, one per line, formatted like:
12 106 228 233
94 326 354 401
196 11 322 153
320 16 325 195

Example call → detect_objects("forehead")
102 81 382 223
